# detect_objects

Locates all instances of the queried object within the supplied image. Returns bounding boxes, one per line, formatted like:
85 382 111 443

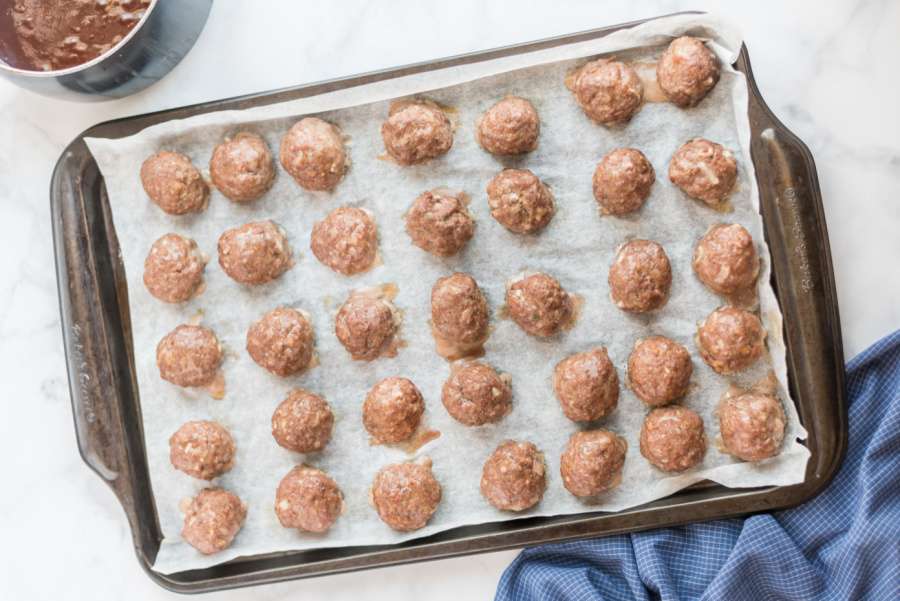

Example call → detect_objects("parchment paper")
86 14 809 574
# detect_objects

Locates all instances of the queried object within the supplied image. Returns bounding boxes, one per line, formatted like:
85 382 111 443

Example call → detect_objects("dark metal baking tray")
51 12 846 593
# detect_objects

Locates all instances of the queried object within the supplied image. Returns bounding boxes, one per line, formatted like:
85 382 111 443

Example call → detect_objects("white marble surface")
0 1 897 600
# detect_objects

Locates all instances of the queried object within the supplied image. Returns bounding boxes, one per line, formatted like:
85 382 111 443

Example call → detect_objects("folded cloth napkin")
496 330 900 601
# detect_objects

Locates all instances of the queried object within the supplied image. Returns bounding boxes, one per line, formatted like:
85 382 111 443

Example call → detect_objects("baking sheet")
86 14 809 574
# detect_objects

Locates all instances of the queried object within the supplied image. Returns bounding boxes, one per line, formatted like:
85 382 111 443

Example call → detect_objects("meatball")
693 223 759 295
143 233 207 303
506 272 573 338
640 406 706 472
480 440 546 512
169 420 235 480
182 488 246 554
553 348 619 422
140 151 209 215
669 138 738 206
608 239 672 313
627 336 693 406
560 430 627 497
592 148 655 215
279 117 347 191
371 459 442 532
486 169 555 234
275 465 343 533
381 100 453 165
657 36 720 107
718 392 787 462
271 389 334 453
570 58 643 124
363 377 425 444
476 96 540 155
217 220 292 285
209 132 276 202
310 207 378 275
246 307 314 377
156 324 222 387
697 307 766 374
334 293 399 361
441 361 512 426
431 273 490 353
405 189 475 256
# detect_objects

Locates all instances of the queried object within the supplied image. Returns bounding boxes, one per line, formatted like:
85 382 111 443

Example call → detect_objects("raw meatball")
480 440 546 512
718 392 786 462
246 307 314 377
560 430 627 497
279 117 347 191
570 58 643 124
506 272 573 337
363 377 425 444
181 488 246 555
693 223 759 295
143 233 207 303
476 96 540 155
486 169 555 234
275 465 343 533
140 151 209 215
554 348 619 422
592 148 655 215
271 389 334 453
628 336 693 406
169 420 235 480
669 138 737 205
217 220 292 285
657 36 720 107
640 406 706 472
371 459 442 532
209 132 276 202
156 325 222 387
431 273 490 347
310 207 378 275
697 307 766 374
334 293 399 361
405 189 475 256
381 100 453 165
441 361 512 426
608 239 672 313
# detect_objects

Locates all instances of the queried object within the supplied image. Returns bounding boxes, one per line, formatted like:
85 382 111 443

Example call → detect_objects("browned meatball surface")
628 336 693 406
143 233 207 303
441 361 512 426
271 389 334 453
476 96 540 155
640 406 706 472
481 440 546 512
609 239 672 313
169 420 235 480
592 148 655 215
697 307 766 374
431 273 490 352
275 465 343 533
310 207 378 275
156 324 222 387
209 132 276 202
405 189 475 256
570 58 643 124
381 100 453 165
279 117 347 191
554 348 619 422
669 138 737 206
371 459 442 532
657 36 720 107
140 151 209 215
335 293 399 361
506 272 573 337
719 392 786 462
218 220 292 285
486 169 555 234
693 223 759 295
363 377 425 444
560 430 627 497
246 307 314 377
181 488 246 555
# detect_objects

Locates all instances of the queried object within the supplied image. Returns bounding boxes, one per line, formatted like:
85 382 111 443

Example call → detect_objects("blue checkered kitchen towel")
496 330 900 601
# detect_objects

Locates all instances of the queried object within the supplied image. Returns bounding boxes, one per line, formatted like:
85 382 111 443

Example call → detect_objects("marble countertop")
1 1 897 599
